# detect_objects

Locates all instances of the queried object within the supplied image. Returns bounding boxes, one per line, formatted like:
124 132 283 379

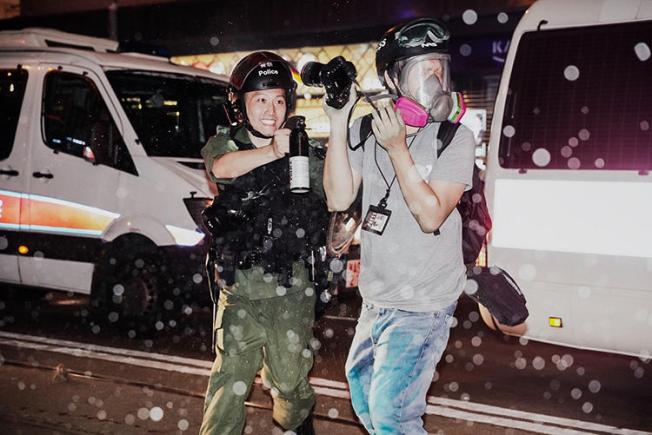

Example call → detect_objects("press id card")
362 205 391 236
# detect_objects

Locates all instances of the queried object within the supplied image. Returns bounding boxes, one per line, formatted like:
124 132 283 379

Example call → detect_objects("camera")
301 56 357 109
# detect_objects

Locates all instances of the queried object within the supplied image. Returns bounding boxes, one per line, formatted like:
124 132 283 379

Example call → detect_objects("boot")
293 414 315 435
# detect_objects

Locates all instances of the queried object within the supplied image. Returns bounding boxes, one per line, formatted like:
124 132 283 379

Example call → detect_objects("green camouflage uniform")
199 126 325 434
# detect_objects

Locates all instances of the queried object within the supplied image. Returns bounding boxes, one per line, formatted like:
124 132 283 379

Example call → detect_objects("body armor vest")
205 131 328 285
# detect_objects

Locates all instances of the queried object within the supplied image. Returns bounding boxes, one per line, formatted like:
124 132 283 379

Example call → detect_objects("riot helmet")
228 51 297 137
376 18 455 122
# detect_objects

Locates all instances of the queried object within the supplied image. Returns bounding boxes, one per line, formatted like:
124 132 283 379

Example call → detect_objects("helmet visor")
392 53 451 109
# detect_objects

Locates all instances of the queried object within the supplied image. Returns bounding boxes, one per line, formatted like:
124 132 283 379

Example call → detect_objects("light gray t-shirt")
347 118 475 312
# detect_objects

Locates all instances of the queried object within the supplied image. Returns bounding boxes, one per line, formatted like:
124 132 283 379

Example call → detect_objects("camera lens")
300 61 324 87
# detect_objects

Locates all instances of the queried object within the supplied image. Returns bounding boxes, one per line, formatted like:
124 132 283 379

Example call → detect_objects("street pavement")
0 288 651 434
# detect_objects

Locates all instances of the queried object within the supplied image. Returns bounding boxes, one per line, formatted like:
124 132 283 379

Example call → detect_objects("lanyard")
373 130 421 209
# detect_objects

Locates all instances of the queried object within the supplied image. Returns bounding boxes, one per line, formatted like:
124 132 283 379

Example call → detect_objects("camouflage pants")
199 289 316 435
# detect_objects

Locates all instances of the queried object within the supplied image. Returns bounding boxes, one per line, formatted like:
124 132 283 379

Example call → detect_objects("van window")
106 70 229 158
1 68 28 161
499 21 652 171
43 71 137 175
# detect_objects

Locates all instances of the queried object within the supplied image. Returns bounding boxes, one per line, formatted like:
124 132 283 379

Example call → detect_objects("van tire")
91 237 162 332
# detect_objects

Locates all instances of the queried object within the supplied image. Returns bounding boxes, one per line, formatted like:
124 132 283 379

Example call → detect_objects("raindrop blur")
581 106 590 114
473 354 484 365
113 284 125 296
567 157 581 170
568 137 579 147
561 146 573 158
460 44 472 57
125 414 136 425
564 65 580 81
594 158 605 169
178 419 190 431
328 408 339 419
502 125 516 138
97 410 107 420
532 356 546 370
582 402 594 413
571 388 582 400
462 9 478 25
588 379 601 393
137 408 150 420
518 264 537 281
515 357 527 370
521 142 531 151
532 148 551 167
497 12 509 24
209 36 220 46
329 259 344 273
578 128 591 141
464 279 478 296
448 381 460 392
233 381 248 396
634 42 651 61
471 336 482 347
641 120 650 131
150 406 164 421
577 286 592 299
0 236 8 250
193 273 203 284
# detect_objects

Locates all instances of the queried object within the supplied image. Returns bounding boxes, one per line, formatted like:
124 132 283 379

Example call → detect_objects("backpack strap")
355 116 460 154
436 121 461 158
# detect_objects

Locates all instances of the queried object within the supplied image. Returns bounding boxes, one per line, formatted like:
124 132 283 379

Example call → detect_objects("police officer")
199 51 326 435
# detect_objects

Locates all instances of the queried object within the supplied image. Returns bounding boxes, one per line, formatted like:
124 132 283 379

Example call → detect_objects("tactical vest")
211 131 329 283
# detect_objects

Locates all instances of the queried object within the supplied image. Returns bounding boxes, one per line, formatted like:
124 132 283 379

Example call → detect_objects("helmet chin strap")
245 121 274 140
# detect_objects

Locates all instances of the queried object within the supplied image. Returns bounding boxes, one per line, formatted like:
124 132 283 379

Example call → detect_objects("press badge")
362 205 391 235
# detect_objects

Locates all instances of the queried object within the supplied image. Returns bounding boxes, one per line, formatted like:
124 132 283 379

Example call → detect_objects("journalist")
323 18 476 434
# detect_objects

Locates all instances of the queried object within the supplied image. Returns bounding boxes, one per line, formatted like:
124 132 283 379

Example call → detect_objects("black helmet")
229 51 297 111
376 18 450 85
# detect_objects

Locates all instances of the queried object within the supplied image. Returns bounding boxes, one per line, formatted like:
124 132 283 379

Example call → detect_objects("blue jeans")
345 301 457 435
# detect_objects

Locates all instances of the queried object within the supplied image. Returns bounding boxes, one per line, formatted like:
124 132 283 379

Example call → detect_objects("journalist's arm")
323 87 362 211
372 104 467 234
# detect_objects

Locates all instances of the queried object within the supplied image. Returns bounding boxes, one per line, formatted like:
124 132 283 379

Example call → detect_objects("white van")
0 28 228 323
484 0 652 357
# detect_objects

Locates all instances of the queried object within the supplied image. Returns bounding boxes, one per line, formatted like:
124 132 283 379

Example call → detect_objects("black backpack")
354 115 492 264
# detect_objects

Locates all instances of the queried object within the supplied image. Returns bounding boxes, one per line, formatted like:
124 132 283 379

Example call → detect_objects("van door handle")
0 169 19 177
33 171 54 179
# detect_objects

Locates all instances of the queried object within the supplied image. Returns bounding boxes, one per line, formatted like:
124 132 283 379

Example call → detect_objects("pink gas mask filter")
394 96 429 127
393 92 466 127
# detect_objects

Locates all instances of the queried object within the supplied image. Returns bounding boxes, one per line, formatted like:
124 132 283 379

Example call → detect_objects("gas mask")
387 53 466 127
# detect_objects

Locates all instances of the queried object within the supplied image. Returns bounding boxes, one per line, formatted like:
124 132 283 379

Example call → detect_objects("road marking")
0 331 649 435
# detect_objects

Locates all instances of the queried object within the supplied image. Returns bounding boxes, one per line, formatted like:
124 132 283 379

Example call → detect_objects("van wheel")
92 238 162 332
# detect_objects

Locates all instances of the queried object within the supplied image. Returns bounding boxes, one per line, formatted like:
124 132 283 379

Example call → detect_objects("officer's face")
244 88 287 137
